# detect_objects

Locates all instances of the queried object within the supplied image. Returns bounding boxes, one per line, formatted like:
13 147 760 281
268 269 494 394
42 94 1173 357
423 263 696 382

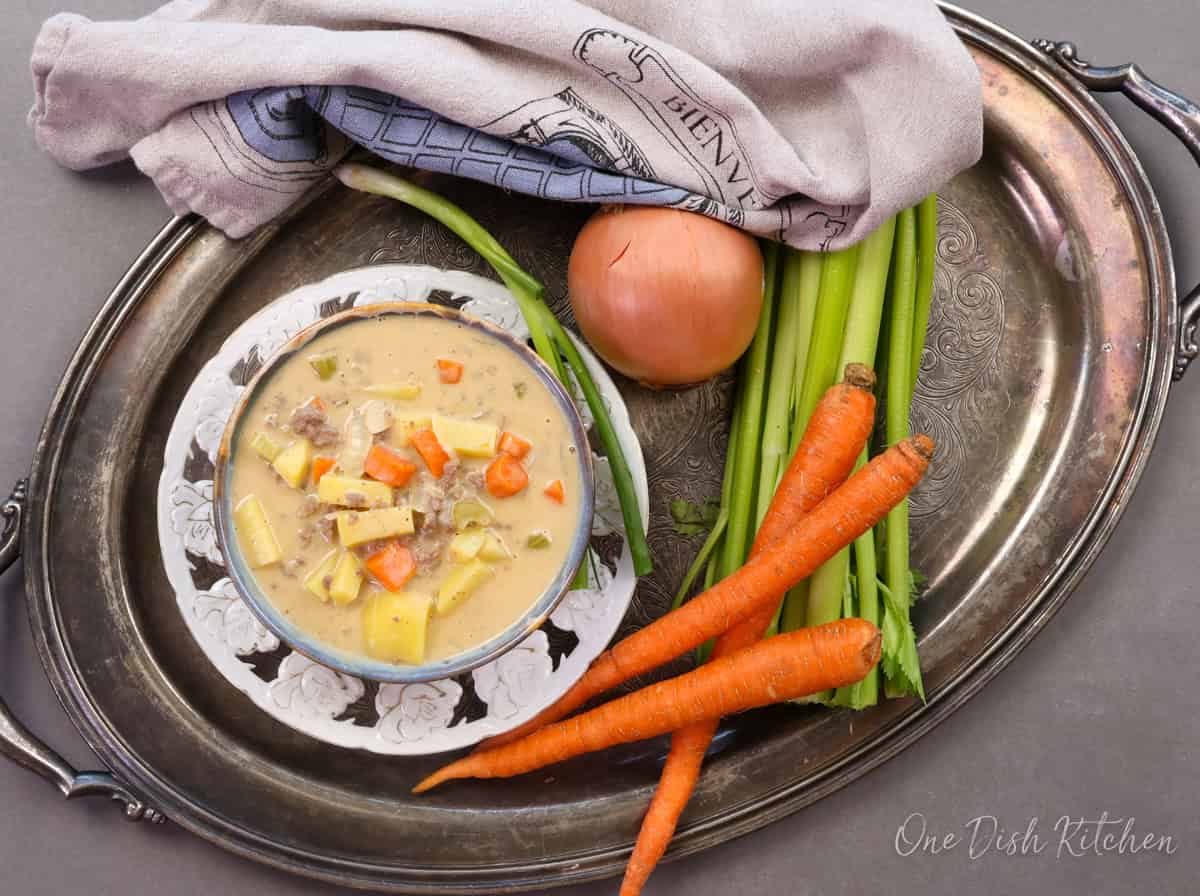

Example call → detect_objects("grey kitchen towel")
29 0 982 249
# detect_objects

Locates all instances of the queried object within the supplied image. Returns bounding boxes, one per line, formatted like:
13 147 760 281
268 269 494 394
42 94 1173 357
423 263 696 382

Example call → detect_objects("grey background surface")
1 2 1197 894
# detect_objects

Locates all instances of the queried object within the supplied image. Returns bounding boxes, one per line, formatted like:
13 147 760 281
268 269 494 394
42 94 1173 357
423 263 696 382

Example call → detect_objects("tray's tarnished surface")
6 6 1198 892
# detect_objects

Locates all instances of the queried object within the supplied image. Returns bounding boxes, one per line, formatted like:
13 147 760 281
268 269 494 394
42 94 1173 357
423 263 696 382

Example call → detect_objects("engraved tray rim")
16 5 1185 892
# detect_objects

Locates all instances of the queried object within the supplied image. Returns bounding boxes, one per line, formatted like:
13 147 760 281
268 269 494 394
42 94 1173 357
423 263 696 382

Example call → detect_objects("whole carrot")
414 619 881 792
481 432 930 752
621 363 877 896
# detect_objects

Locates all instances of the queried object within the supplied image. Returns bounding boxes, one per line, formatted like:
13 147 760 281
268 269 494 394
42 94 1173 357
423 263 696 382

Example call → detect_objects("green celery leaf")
669 498 722 537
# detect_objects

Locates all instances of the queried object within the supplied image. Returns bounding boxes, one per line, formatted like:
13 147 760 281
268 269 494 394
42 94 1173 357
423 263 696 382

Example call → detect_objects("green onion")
542 306 652 574
334 164 556 371
336 163 651 576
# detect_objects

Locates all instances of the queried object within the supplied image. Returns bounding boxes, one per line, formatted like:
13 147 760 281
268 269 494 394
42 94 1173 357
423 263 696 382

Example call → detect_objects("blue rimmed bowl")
212 301 595 684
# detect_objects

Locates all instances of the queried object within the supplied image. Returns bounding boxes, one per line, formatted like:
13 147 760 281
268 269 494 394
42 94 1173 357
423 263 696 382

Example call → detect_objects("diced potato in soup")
227 313 584 666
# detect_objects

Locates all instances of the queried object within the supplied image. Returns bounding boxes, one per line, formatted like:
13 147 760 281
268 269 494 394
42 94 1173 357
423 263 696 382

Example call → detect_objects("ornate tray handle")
0 479 164 824
1035 39 1200 381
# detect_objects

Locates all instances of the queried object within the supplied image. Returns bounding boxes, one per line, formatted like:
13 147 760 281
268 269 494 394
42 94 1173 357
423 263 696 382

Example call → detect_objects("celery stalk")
755 244 799 525
881 208 925 700
699 258 777 664
838 216 898 374
788 252 823 440
776 247 857 633
804 219 896 634
789 246 859 445
910 194 939 394
718 256 777 578
830 450 881 707
672 400 741 612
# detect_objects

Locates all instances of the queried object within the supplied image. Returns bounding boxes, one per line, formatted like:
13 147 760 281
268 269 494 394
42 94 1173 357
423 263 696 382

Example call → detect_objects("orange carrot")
436 358 464 384
414 618 881 792
364 443 418 487
310 456 336 486
366 542 417 591
485 454 529 498
620 724 713 896
309 395 326 413
410 429 451 479
543 479 565 504
621 364 877 896
479 434 930 747
497 431 532 459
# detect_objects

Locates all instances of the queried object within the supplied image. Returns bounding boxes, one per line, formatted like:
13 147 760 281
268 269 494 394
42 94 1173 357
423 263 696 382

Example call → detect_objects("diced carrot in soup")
486 454 529 498
310 455 336 485
436 358 464 384
410 429 452 478
498 431 532 459
366 542 418 592
544 479 565 503
364 443 418 487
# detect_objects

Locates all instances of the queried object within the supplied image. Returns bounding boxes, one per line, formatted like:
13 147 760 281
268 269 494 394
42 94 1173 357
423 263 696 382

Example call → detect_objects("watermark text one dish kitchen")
894 812 1178 860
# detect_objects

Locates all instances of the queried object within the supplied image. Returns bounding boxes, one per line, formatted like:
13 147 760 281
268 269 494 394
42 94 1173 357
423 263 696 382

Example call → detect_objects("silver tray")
1 6 1198 892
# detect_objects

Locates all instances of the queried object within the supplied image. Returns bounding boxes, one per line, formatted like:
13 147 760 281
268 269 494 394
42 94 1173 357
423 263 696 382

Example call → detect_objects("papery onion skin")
567 205 764 387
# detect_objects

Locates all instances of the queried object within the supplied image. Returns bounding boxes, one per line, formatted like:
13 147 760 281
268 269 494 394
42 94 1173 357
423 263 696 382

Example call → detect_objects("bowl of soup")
212 302 594 683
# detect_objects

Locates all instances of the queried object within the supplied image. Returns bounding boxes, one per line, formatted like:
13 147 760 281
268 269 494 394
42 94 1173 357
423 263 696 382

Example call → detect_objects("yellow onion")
567 205 763 387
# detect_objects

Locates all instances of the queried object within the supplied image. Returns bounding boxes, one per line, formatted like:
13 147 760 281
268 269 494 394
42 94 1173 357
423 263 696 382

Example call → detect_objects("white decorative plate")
156 265 646 754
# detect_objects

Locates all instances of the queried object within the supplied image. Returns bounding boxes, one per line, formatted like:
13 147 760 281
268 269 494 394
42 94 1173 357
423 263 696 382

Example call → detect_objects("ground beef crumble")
288 404 340 447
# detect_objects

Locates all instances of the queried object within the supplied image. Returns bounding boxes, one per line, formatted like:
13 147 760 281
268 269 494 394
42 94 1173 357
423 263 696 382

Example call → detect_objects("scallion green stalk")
542 306 652 575
335 164 555 365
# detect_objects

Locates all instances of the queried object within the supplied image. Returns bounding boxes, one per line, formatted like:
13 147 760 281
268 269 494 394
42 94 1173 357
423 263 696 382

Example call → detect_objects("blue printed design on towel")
225 85 694 208
226 88 328 164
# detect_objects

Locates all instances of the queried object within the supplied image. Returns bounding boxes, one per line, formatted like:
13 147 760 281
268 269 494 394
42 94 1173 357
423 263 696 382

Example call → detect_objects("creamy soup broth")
228 313 584 664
